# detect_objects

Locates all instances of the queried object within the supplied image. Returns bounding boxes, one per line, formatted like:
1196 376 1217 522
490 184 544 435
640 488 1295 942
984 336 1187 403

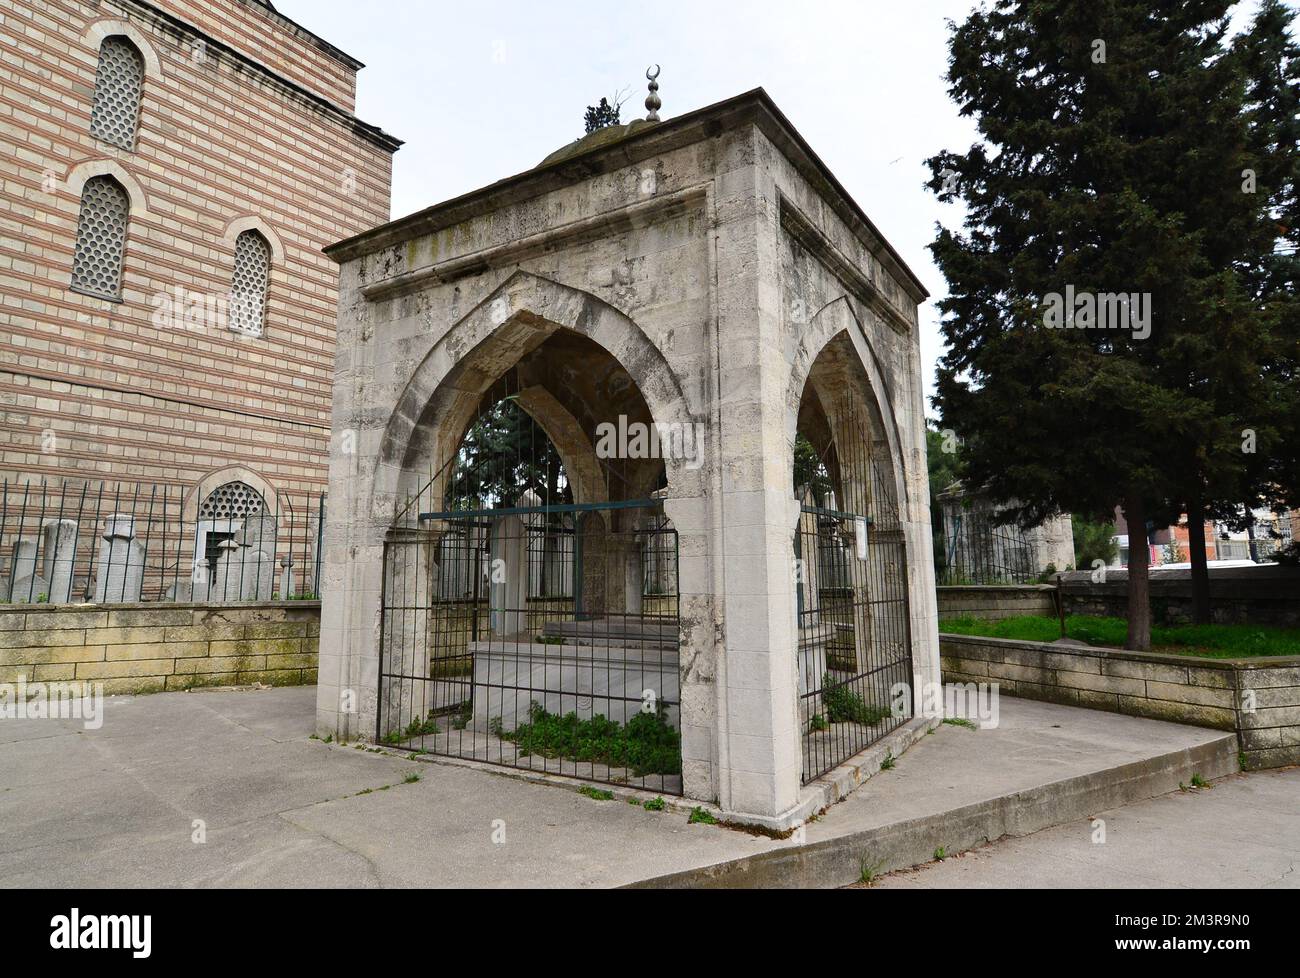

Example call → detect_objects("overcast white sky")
272 0 1274 417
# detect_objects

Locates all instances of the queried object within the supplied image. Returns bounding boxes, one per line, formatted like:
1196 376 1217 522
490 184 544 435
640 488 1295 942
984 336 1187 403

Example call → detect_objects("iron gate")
796 458 913 783
377 499 683 795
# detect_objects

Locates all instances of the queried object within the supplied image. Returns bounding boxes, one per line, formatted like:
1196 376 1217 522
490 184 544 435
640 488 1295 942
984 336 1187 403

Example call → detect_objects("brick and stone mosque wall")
0 0 399 500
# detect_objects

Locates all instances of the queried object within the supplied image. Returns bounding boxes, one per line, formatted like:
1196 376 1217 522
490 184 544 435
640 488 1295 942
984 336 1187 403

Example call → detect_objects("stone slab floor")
0 685 1293 888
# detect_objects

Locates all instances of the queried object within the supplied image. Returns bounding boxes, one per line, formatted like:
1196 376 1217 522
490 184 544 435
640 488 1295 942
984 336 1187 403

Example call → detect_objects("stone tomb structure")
318 89 939 827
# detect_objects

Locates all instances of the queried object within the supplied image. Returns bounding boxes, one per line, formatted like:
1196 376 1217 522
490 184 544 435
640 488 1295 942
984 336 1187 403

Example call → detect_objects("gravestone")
211 538 244 602
279 555 294 599
488 513 528 636
41 518 78 604
94 514 145 603
4 539 48 603
576 510 607 621
236 512 278 600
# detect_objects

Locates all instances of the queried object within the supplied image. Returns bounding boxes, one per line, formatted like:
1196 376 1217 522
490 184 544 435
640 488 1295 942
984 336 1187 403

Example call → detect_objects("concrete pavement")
0 687 768 887
869 767 1300 889
0 685 1280 888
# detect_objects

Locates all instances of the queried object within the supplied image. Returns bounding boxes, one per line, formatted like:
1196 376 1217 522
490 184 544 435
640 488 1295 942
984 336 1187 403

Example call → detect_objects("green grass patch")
941 615 1300 658
578 785 615 801
643 796 666 812
688 806 718 825
823 676 892 725
493 703 681 777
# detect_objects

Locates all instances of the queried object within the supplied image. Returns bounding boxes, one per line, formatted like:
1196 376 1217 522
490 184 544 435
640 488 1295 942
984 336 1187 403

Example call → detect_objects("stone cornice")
360 184 709 302
779 194 914 334
110 0 402 153
326 89 928 305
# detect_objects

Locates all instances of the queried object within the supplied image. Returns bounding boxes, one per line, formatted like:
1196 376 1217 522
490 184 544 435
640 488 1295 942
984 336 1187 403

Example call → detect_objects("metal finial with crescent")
645 65 662 121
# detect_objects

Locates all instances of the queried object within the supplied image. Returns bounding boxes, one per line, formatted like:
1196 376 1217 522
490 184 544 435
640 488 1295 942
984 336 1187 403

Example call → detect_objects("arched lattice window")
199 481 266 521
89 36 145 150
229 230 271 337
71 175 130 300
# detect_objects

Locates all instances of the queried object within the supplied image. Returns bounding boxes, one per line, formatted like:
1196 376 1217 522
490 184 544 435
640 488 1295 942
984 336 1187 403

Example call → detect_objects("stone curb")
623 732 1238 888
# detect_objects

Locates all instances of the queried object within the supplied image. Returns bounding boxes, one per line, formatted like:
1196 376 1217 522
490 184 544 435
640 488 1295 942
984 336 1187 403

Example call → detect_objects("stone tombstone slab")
488 514 529 637
232 512 278 600
40 518 79 604
5 538 48 603
279 554 295 599
470 640 681 733
576 510 607 621
624 529 645 617
212 538 245 602
240 550 276 601
94 514 145 603
237 512 278 550
797 488 822 625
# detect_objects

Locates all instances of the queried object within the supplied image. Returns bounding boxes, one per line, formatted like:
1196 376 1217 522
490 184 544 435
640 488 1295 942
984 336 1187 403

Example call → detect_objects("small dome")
539 119 658 167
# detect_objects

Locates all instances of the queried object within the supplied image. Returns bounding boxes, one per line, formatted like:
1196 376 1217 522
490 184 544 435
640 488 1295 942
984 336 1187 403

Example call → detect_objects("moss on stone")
538 119 658 167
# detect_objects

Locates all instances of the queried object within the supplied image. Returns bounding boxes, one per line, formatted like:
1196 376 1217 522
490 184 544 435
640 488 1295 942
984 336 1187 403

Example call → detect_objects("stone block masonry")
1059 566 1300 627
937 569 1300 628
937 585 1057 622
941 632 1300 770
0 600 320 695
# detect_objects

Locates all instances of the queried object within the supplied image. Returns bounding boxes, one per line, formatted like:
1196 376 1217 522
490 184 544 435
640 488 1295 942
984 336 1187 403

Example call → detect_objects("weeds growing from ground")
495 703 681 776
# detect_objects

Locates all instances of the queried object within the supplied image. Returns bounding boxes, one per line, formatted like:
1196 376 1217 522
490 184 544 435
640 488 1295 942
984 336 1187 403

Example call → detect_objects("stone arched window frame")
198 480 268 522
69 174 131 301
229 230 272 338
192 480 269 578
181 467 279 578
88 35 147 151
223 218 284 340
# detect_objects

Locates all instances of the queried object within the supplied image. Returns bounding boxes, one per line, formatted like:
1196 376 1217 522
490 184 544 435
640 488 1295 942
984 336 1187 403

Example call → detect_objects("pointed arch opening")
793 329 913 783
376 292 684 794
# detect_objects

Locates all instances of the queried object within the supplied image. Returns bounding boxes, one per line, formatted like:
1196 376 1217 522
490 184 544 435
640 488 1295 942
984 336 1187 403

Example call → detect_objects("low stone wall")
941 633 1300 770
0 601 321 695
1059 565 1300 627
937 585 1058 622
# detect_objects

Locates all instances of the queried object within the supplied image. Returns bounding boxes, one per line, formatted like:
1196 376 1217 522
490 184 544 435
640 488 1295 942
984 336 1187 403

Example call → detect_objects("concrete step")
628 695 1240 888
